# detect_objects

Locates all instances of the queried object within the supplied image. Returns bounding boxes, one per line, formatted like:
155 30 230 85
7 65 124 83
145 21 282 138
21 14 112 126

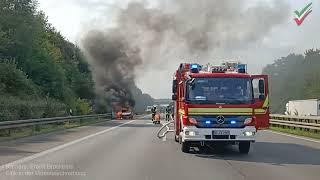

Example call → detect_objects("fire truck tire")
181 142 190 153
239 142 250 154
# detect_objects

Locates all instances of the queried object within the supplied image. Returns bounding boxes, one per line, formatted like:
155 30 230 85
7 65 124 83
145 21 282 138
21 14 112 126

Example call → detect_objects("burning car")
116 107 134 120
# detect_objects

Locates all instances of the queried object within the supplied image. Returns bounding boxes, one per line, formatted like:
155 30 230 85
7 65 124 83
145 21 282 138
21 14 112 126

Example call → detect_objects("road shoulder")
0 120 131 166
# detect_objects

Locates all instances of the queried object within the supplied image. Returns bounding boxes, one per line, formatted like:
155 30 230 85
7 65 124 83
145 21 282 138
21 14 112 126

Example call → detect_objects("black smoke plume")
83 30 142 107
82 0 290 105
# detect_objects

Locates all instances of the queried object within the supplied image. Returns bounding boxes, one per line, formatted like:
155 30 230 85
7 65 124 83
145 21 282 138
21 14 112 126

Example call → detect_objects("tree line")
262 49 320 113
0 0 154 121
0 0 97 121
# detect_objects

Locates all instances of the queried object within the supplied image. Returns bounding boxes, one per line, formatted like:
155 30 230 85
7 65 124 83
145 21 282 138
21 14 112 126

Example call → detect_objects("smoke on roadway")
82 0 290 103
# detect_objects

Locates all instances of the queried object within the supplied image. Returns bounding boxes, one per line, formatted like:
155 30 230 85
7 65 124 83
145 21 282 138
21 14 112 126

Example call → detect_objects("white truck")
146 106 153 113
285 99 320 116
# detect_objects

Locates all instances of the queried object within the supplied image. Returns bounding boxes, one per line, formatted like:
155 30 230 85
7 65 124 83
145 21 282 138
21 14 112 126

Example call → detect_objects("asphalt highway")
0 118 319 180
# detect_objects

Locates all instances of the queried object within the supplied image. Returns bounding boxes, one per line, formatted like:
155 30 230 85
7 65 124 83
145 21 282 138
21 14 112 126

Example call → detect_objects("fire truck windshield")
186 77 253 104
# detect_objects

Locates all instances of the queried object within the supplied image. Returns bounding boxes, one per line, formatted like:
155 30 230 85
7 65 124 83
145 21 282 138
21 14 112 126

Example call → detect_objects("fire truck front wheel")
181 142 190 153
239 141 251 154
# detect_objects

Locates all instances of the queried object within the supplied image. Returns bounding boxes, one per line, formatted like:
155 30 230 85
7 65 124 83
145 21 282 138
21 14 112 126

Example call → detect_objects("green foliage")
263 49 320 113
0 0 96 120
23 51 66 100
0 60 37 96
0 95 66 121
0 0 40 61
42 97 67 118
74 99 93 115
0 0 154 120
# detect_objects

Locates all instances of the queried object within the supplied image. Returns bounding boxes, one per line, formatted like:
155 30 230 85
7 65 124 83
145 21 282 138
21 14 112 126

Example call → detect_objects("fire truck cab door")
251 75 269 129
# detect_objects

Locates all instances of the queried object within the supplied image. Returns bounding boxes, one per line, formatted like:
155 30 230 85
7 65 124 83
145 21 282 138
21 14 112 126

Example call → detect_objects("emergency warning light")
191 64 198 69
190 64 201 73
237 64 247 73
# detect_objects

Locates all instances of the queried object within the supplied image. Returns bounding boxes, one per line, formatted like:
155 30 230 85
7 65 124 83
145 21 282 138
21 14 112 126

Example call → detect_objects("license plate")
212 130 230 135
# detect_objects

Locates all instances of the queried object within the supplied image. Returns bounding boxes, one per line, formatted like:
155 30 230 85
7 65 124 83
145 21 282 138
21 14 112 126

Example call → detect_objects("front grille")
191 115 251 128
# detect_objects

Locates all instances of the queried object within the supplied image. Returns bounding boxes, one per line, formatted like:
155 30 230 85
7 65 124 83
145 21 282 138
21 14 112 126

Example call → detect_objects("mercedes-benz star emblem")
216 115 225 124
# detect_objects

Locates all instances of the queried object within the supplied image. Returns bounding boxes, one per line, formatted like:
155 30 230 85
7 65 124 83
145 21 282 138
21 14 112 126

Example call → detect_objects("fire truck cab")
172 62 269 154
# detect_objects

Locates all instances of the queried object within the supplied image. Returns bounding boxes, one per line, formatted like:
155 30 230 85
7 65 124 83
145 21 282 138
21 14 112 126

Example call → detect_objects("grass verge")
270 126 320 140
0 118 110 142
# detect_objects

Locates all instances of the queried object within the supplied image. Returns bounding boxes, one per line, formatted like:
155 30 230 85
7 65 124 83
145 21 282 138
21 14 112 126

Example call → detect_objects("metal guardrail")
0 114 112 130
3 113 318 132
270 114 320 131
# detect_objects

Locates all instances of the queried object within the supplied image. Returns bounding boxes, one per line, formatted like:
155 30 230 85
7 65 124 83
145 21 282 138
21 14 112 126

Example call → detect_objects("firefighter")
151 105 157 121
154 113 161 124
171 104 174 119
165 105 171 121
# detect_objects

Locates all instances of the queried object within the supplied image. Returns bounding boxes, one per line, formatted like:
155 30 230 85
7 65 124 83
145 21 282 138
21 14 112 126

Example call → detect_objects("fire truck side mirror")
172 94 177 101
258 79 265 94
172 80 177 93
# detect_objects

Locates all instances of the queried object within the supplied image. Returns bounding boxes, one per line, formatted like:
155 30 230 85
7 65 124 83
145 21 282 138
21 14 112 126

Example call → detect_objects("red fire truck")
171 62 269 154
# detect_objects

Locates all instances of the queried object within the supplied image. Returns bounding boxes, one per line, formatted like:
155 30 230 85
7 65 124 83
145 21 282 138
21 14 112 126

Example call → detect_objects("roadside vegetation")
0 0 154 122
0 0 95 121
262 49 320 114
270 126 320 140
0 117 109 142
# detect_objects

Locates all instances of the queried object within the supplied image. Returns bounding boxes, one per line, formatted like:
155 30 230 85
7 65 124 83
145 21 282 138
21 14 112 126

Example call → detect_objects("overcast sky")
38 0 320 99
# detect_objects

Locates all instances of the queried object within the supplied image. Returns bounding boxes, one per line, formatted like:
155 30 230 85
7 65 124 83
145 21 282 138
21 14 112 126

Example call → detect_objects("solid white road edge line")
266 130 320 144
0 120 135 172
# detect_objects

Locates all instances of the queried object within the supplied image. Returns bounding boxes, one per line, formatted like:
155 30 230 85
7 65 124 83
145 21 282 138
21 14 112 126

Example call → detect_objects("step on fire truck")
171 62 269 154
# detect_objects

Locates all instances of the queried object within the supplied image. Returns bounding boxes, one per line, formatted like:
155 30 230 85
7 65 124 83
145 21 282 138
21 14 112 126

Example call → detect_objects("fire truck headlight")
243 131 255 136
244 118 252 125
185 131 199 136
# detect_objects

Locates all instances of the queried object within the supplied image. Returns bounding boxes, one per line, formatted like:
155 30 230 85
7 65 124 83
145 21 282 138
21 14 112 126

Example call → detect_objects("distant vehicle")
285 99 320 116
146 106 153 113
117 107 134 120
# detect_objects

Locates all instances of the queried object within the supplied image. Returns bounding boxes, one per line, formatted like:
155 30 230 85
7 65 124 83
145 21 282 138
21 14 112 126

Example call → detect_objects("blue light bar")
230 120 236 124
191 64 198 69
237 64 247 73
205 120 211 124
190 64 200 73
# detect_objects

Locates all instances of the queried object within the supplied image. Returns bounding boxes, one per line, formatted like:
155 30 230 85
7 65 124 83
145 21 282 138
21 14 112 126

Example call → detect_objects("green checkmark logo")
294 2 312 26
294 2 312 17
